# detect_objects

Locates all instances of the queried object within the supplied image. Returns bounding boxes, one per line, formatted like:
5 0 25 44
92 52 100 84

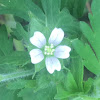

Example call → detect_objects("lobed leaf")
61 0 86 18
72 39 100 75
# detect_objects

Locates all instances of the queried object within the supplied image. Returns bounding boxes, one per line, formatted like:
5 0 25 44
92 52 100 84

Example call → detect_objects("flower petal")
29 49 44 64
49 28 64 46
30 31 46 48
54 45 71 59
45 57 61 74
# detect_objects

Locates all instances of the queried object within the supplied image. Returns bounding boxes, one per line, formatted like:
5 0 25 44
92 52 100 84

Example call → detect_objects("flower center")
44 44 55 55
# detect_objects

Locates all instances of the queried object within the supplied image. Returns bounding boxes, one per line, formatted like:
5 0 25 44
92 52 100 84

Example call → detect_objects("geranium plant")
0 0 100 100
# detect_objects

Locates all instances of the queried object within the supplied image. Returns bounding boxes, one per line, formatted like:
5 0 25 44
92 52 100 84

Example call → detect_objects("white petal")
54 45 71 59
45 57 61 74
49 28 64 46
29 49 44 64
30 31 46 48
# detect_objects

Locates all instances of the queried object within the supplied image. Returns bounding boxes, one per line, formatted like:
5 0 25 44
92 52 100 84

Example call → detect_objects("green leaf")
18 83 56 100
18 88 34 100
25 80 36 88
29 0 81 41
35 60 45 73
71 96 98 100
92 76 100 98
0 25 21 73
29 18 50 49
33 0 42 9
41 0 61 29
0 49 4 56
0 85 21 100
12 23 28 42
35 69 69 92
0 64 17 74
7 80 28 90
73 0 100 75
29 18 48 38
70 53 84 91
72 39 100 75
55 71 79 99
25 0 45 21
61 0 86 18
64 71 78 92
0 0 44 21
0 0 29 21
30 0 81 38
83 78 93 93
0 51 30 66
33 84 56 100
56 8 81 38
55 84 72 99
35 69 50 91
7 80 35 90
80 21 100 61
91 0 100 15
0 25 13 55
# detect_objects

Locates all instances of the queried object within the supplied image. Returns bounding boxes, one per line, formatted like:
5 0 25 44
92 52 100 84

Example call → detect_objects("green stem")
0 69 34 83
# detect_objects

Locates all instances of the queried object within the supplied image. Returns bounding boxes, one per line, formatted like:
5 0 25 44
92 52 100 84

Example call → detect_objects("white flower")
29 28 71 74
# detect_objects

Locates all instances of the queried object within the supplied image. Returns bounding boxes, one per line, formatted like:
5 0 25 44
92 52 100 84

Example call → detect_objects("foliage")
72 0 100 75
0 0 100 100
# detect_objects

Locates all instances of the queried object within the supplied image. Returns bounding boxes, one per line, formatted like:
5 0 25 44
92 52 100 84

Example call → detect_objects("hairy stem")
0 69 34 83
